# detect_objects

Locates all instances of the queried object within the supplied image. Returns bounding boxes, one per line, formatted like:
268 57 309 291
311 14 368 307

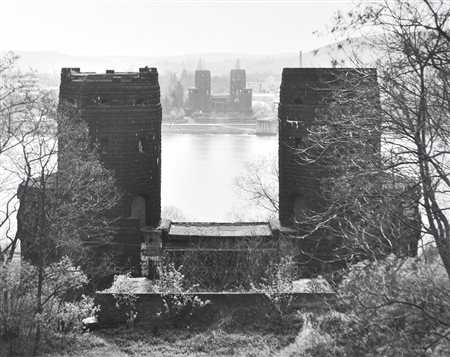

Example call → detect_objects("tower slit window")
138 138 146 153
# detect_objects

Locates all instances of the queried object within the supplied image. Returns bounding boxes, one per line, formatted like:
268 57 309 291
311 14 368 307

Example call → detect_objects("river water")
0 133 278 248
161 134 278 221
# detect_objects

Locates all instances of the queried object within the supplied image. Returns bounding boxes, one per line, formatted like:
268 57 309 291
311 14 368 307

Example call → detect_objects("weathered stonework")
59 67 162 269
277 68 380 274
278 68 378 226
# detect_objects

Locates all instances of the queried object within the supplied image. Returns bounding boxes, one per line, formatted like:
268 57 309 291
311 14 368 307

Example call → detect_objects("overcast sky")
2 0 358 56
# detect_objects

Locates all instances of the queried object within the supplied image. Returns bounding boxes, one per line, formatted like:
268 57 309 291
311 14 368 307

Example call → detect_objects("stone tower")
278 68 379 274
230 69 252 113
58 67 162 268
230 69 246 101
194 70 211 112
278 68 378 226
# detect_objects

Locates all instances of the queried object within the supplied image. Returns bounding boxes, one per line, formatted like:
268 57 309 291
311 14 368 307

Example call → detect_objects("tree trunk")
32 264 43 357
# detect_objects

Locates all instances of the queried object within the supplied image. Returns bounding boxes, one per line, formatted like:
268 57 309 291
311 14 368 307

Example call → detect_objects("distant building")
188 70 211 113
186 67 252 115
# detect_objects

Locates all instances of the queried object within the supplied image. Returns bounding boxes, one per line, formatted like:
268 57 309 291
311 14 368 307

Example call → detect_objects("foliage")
0 53 121 271
170 81 185 109
105 274 140 327
0 51 56 262
251 256 298 320
106 262 210 328
37 324 302 357
297 70 420 265
1 53 121 355
154 260 210 327
167 249 280 291
319 0 450 279
161 205 186 221
252 101 274 119
0 258 96 357
300 253 450 357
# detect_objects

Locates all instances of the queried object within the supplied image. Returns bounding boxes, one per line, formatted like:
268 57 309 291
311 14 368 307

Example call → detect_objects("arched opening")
131 195 146 226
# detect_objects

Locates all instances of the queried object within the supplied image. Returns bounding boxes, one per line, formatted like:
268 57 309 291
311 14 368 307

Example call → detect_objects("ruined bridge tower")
230 69 252 114
59 67 162 269
278 68 379 272
278 67 377 226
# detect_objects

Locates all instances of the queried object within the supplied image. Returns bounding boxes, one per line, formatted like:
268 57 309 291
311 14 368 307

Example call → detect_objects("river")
0 133 278 248
161 133 278 221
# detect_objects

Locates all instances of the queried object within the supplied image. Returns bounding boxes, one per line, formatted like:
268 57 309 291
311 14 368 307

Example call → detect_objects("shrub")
155 261 209 327
301 252 450 357
105 273 141 327
166 249 280 291
0 258 96 356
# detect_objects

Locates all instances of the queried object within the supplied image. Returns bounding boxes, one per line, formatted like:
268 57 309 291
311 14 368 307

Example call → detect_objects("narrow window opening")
138 138 146 153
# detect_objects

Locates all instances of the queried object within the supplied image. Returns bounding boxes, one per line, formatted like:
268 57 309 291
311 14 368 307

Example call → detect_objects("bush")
0 258 96 356
166 250 281 291
301 252 450 357
106 262 209 328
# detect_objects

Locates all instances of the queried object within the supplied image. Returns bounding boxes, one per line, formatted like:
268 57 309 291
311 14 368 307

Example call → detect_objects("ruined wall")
58 68 162 268
95 291 335 327
278 68 378 227
278 68 377 274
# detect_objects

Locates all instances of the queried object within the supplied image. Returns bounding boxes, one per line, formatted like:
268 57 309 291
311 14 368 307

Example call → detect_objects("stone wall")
95 291 335 327
277 68 379 274
278 68 378 226
58 67 162 270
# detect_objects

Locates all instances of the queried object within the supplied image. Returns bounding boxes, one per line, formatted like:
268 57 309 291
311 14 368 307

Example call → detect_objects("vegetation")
5 0 450 355
295 251 450 356
0 258 97 357
294 1 450 355
38 324 301 357
235 2 450 356
0 53 121 355
320 0 450 276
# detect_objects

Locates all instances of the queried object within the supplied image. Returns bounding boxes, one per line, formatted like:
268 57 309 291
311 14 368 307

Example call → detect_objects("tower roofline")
61 67 158 82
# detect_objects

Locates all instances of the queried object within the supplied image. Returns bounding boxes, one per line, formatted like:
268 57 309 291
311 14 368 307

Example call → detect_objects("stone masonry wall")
58 68 162 270
278 68 377 226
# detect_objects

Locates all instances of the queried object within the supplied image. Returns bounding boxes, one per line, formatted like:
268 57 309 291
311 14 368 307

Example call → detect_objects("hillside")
10 37 376 77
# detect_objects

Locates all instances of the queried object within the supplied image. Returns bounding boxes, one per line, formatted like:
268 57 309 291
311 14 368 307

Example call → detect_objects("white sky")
1 0 359 56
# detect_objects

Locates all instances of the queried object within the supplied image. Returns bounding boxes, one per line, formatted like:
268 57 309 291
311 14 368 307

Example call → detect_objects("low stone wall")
95 291 335 327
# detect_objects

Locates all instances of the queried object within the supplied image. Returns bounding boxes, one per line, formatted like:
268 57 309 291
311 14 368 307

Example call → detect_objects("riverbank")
162 122 257 135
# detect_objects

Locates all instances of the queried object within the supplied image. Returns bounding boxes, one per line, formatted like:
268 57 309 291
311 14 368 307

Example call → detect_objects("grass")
40 313 304 357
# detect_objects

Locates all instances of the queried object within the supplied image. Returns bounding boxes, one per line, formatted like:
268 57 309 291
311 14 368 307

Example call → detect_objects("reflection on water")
162 134 277 222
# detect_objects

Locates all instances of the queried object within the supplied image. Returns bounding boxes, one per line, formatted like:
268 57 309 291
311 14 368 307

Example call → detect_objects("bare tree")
312 0 450 277
0 54 122 354
234 155 279 221
0 52 55 261
293 70 420 265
